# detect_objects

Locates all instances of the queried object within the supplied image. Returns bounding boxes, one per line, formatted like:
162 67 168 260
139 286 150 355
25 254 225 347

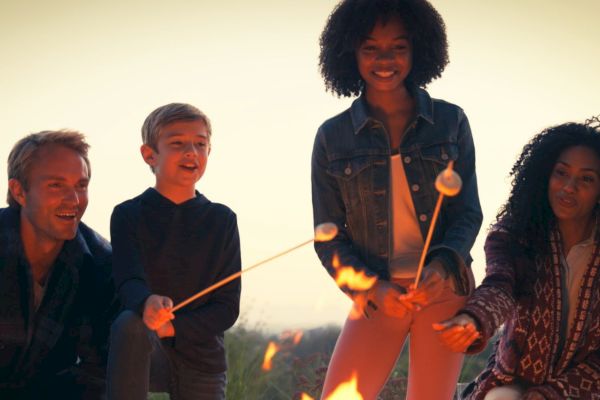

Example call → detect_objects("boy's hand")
143 294 175 331
432 313 481 353
156 320 176 338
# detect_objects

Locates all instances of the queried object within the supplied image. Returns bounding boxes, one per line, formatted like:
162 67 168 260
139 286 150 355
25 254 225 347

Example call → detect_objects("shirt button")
411 184 420 192
419 214 428 222
441 153 449 161
403 156 412 164
344 167 352 175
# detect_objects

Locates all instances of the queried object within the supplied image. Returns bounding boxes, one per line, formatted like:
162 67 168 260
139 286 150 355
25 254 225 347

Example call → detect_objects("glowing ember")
332 254 377 291
325 372 363 400
315 222 338 242
261 330 304 372
293 330 303 345
261 341 280 371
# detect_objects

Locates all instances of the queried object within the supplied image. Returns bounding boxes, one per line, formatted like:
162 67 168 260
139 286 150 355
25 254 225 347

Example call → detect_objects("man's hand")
143 294 175 331
432 313 480 352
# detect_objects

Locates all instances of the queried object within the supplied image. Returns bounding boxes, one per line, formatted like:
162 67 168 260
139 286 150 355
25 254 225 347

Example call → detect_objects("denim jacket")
311 88 482 297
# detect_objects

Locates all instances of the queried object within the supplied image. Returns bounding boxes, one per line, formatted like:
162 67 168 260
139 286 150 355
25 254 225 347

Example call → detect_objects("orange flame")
261 341 280 371
280 329 304 345
293 330 303 345
332 254 377 291
325 371 363 400
262 330 304 372
301 394 315 400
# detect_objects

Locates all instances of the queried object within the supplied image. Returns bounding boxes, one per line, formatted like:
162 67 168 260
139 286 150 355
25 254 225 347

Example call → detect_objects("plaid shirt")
0 207 118 398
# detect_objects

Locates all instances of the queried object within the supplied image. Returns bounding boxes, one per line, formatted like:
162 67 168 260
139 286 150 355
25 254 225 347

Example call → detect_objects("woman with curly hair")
436 118 600 400
311 0 482 398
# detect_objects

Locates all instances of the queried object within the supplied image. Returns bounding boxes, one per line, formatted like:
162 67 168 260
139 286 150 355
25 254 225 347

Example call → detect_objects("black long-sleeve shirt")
111 188 241 372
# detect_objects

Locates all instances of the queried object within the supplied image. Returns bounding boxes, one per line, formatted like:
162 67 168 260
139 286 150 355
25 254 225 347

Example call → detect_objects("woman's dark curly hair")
319 0 449 97
498 116 600 257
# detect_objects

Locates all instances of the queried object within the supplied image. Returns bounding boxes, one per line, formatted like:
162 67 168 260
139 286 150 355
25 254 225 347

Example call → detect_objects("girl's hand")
143 294 175 331
432 313 481 353
403 260 447 307
366 280 412 318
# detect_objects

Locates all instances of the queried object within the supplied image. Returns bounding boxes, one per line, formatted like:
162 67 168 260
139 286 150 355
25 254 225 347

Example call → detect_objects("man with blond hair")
0 130 117 399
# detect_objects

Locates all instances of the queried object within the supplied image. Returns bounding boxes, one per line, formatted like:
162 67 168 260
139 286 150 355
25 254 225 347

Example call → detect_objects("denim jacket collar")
349 87 435 135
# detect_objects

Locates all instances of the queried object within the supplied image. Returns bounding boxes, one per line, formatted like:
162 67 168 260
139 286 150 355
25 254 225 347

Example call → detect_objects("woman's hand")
364 280 413 318
432 313 481 352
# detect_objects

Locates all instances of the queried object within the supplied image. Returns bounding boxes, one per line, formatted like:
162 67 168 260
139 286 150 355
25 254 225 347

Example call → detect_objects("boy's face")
10 144 89 245
142 120 210 191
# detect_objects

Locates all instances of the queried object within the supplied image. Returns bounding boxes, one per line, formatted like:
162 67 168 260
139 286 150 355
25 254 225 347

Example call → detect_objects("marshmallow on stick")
413 161 462 288
172 223 338 312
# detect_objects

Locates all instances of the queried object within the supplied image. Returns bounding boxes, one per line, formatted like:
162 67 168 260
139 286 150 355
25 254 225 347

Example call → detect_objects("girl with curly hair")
311 0 482 398
436 118 600 400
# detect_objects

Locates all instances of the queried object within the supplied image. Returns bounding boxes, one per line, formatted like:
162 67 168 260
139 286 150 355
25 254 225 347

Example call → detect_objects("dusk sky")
1 0 599 331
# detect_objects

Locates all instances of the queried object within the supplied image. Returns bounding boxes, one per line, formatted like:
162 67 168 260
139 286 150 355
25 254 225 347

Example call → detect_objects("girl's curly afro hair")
319 0 449 97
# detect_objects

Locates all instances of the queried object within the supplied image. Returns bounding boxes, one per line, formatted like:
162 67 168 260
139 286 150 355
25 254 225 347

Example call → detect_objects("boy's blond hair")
7 130 90 208
141 103 212 151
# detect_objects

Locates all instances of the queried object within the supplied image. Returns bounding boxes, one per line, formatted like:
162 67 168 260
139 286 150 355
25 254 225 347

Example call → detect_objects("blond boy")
107 104 241 400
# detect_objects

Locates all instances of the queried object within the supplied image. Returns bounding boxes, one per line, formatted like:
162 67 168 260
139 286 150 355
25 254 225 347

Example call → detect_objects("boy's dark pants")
107 311 226 400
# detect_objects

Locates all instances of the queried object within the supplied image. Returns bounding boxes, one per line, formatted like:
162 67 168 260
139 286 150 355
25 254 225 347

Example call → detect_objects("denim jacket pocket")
419 142 459 176
327 156 381 235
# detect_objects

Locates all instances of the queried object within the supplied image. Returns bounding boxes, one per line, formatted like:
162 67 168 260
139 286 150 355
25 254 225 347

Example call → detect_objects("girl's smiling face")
356 17 412 95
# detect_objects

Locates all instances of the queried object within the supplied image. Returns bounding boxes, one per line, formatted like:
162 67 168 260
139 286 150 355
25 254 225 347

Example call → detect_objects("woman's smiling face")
548 145 600 227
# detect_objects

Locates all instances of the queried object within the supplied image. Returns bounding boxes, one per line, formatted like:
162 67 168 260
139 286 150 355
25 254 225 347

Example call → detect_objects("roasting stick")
413 161 462 288
172 222 339 312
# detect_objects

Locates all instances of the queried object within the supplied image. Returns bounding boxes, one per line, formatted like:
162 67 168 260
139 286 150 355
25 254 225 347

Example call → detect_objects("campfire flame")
332 254 377 291
261 341 280 371
262 329 304 371
325 372 363 400
301 371 363 399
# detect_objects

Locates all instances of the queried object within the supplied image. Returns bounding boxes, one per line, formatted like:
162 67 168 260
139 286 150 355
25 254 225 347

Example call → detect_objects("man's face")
12 144 89 245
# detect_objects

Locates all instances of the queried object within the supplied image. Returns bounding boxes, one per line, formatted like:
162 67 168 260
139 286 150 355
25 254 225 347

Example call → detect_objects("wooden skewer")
413 161 461 288
172 222 338 312
172 238 313 312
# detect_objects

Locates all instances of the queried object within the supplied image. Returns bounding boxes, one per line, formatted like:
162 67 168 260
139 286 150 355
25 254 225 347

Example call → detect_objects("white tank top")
389 153 424 278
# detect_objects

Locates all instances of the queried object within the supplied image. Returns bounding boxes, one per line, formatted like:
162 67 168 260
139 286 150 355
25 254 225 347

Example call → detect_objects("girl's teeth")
375 71 394 78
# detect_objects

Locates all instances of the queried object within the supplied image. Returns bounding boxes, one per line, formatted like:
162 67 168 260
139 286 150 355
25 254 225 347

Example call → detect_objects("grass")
147 322 495 400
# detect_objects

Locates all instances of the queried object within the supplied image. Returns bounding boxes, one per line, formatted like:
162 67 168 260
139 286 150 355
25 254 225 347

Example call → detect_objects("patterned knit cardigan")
460 226 600 400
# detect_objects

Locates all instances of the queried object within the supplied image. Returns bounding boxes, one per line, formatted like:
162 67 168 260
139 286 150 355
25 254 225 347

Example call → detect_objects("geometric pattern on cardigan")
461 226 600 400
